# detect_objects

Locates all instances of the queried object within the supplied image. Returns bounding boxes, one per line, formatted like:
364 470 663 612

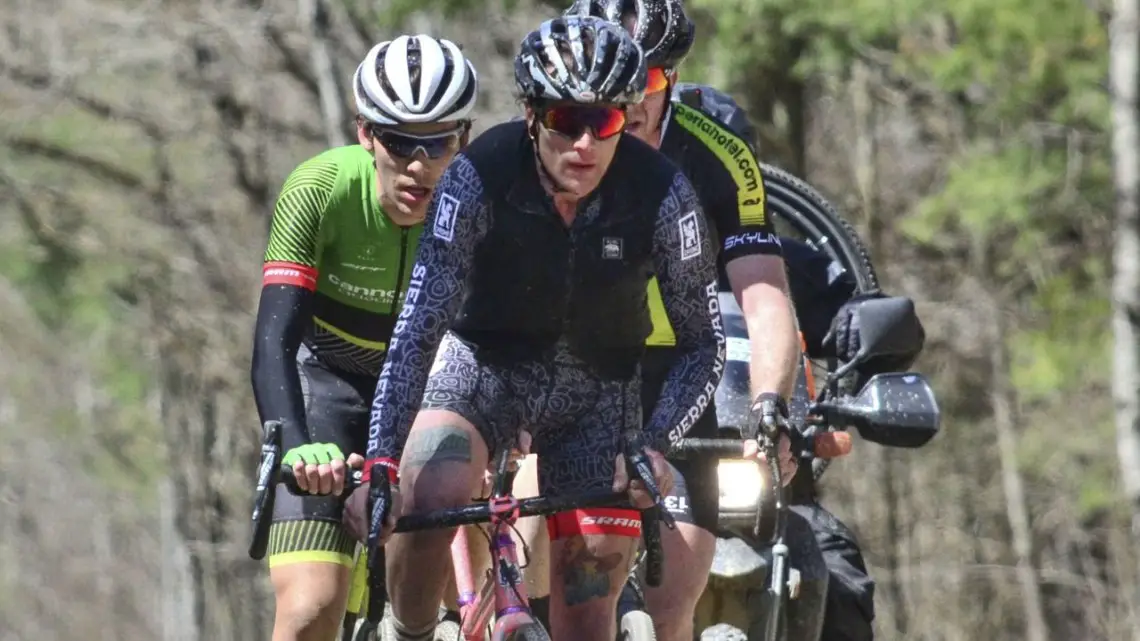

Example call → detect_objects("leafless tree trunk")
301 0 350 147
851 58 911 634
162 478 198 641
1111 0 1140 631
852 61 884 265
1111 0 1140 532
984 291 1049 641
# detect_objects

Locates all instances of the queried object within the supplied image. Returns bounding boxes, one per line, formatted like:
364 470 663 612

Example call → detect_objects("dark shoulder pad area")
605 133 686 211
460 120 530 193
613 132 684 186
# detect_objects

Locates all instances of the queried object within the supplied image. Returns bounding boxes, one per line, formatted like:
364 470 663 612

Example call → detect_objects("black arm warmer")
250 284 314 449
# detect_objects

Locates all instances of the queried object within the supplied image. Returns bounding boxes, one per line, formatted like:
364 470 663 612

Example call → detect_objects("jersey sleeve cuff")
263 261 319 291
722 231 783 263
360 457 400 485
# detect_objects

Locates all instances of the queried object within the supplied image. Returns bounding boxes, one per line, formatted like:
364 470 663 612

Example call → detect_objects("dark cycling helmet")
514 16 647 106
564 0 695 70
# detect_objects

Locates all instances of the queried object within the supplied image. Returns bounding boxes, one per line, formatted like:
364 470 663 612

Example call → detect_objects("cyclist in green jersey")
251 34 478 641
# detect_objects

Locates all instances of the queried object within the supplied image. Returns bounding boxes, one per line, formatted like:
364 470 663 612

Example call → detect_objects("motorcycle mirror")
815 373 941 448
850 297 925 365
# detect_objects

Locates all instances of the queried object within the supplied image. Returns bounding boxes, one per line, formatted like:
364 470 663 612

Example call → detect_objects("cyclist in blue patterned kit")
325 16 725 641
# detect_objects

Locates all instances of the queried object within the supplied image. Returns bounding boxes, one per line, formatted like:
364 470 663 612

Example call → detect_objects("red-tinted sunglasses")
540 105 628 140
646 67 671 94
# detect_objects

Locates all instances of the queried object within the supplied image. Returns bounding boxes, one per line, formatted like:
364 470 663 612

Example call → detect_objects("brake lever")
248 420 282 561
623 443 676 530
752 394 790 441
251 421 282 525
365 466 392 624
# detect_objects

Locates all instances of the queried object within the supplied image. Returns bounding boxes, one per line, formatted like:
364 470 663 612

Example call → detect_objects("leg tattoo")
558 536 624 607
403 425 473 470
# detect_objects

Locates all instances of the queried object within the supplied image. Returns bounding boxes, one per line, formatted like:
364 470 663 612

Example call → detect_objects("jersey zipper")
563 242 576 331
562 209 580 332
390 227 410 316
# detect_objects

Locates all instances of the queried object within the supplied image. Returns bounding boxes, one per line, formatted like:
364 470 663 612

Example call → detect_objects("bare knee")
399 413 488 514
271 562 349 641
388 414 488 626
645 523 715 639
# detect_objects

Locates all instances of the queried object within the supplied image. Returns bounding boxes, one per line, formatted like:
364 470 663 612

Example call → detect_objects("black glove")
822 292 887 362
823 293 926 380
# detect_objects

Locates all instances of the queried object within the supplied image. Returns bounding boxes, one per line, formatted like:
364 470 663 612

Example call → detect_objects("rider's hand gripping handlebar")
364 463 392 624
622 432 674 589
622 434 676 530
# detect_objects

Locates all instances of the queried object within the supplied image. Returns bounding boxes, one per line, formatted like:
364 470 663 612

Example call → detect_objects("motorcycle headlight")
717 459 768 511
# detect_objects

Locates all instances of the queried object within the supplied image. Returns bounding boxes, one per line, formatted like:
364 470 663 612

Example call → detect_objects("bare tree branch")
340 0 379 49
0 59 166 137
264 22 319 96
300 0 349 147
4 135 151 193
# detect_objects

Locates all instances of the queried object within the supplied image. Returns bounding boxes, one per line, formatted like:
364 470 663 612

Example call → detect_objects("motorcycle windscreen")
714 293 754 432
713 292 813 430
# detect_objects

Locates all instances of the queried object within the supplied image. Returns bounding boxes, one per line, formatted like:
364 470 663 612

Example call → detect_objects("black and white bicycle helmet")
514 16 647 106
353 35 478 125
565 0 695 69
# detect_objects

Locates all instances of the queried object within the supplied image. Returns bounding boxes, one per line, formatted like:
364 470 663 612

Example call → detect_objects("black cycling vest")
450 121 679 378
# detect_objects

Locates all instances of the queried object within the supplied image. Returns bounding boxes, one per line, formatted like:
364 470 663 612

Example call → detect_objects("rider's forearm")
727 255 800 400
646 173 727 452
365 155 488 471
250 283 314 446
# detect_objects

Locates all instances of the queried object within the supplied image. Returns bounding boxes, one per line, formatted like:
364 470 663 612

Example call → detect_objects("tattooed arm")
644 171 727 452
364 155 490 480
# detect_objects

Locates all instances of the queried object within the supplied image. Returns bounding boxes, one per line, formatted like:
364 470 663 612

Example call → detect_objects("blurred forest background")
1 0 1138 640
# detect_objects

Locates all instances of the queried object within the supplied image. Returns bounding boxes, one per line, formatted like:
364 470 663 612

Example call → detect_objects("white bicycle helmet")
353 35 478 125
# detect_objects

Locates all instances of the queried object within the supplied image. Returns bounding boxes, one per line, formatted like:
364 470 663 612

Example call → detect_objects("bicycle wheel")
699 623 747 641
376 606 461 641
619 610 657 641
355 619 378 641
500 621 552 641
434 621 462 641
761 163 879 293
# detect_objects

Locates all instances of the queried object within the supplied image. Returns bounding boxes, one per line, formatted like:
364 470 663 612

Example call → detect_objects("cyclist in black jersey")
494 2 802 641
330 16 725 641
249 34 478 641
516 3 920 641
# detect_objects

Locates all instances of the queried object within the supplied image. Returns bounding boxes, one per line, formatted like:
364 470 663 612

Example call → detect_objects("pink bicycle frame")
451 496 541 641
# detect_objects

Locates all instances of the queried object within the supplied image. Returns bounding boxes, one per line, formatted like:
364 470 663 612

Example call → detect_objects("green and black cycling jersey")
645 98 782 347
251 145 420 447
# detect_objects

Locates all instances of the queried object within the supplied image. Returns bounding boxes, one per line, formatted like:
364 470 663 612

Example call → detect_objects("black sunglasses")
368 122 468 159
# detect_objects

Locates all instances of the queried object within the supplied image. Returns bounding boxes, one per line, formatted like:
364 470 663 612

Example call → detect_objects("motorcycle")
691 293 939 641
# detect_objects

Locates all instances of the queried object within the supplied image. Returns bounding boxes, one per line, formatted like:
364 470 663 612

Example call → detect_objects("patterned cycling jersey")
263 145 423 375
645 100 783 347
366 120 727 464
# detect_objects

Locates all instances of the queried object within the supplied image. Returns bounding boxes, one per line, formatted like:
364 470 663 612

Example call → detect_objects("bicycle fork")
453 525 492 641
757 541 803 641
452 510 536 641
